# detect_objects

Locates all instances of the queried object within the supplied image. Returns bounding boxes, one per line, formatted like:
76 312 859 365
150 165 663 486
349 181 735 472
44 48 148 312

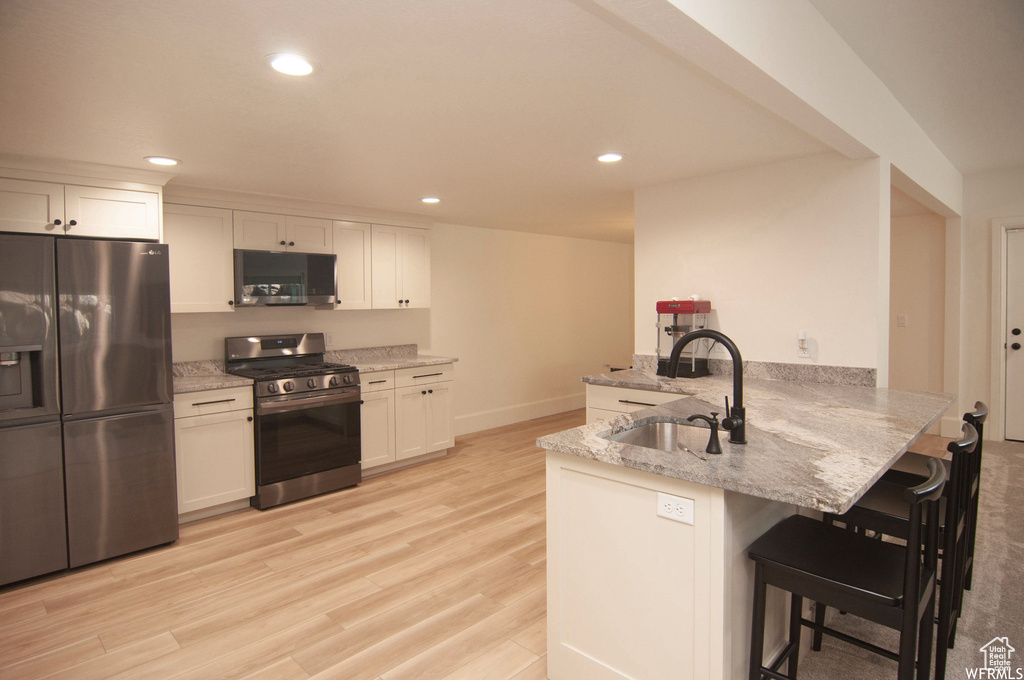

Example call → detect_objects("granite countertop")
172 345 457 394
539 371 954 514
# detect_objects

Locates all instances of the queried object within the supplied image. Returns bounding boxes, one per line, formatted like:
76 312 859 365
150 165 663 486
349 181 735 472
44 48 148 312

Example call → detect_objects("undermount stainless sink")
605 420 701 453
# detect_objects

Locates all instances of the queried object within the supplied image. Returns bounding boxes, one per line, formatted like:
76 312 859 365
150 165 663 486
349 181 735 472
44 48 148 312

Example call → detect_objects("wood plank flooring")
0 409 584 680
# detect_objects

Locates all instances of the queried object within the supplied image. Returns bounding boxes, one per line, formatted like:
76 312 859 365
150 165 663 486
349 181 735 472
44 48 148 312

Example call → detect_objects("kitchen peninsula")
538 367 953 680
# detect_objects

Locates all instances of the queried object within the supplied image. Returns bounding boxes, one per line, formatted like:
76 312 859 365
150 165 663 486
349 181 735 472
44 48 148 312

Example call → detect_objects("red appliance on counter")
656 299 712 378
656 299 712 315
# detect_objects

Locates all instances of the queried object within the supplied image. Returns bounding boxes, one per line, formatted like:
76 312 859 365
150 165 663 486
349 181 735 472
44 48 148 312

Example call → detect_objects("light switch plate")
657 492 695 524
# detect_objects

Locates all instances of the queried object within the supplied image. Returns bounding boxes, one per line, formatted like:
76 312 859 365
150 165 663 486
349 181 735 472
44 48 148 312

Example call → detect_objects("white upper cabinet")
0 178 159 240
333 221 372 310
232 210 333 253
164 204 235 313
370 224 431 309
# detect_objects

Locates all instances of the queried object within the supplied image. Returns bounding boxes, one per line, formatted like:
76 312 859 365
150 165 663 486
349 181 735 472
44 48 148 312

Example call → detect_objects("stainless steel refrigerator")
0 234 178 586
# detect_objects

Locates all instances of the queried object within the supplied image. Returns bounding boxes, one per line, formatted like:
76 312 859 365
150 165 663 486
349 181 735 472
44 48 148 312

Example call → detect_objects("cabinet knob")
68 219 77 227
280 240 287 246
289 241 295 246
428 389 433 394
1013 343 1022 351
1013 328 1021 336
247 416 253 422
53 218 62 226
359 399 364 405
421 390 426 395
228 300 234 306
404 299 410 304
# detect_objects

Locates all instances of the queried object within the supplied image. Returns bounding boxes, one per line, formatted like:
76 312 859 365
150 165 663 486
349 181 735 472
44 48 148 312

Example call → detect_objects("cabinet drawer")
174 386 253 419
585 384 682 413
360 370 395 393
395 363 453 388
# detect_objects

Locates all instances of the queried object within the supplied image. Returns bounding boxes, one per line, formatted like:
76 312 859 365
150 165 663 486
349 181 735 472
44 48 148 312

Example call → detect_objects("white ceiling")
810 0 1024 176
0 0 830 243
0 2 1019 242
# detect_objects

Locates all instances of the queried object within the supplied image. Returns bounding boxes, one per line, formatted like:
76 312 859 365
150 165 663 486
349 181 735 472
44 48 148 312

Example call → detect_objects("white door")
360 390 396 469
334 221 372 309
233 211 287 251
174 410 255 514
371 225 401 309
395 384 428 459
164 204 235 313
285 215 333 253
1006 228 1024 441
425 381 454 452
400 227 431 308
63 185 160 240
0 178 64 234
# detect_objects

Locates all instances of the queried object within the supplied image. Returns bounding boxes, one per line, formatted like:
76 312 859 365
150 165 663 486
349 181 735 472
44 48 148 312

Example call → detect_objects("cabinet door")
425 381 454 452
400 227 431 308
371 224 401 309
360 390 396 470
286 215 333 254
63 185 160 240
334 221 372 309
164 204 235 313
395 384 428 460
0 178 64 234
233 211 287 251
174 409 255 514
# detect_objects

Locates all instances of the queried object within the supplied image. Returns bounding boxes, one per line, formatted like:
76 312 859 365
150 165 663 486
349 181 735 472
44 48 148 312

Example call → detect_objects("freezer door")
57 239 173 416
0 233 59 423
64 406 178 567
0 421 68 585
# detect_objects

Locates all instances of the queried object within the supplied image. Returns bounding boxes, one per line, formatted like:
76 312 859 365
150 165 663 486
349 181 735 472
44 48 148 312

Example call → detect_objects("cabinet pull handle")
413 372 443 379
191 398 237 407
368 379 388 384
618 399 656 406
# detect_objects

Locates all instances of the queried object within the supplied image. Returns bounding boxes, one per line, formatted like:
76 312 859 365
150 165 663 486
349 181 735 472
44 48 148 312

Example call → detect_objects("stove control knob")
343 374 353 384
283 381 295 392
329 376 339 387
267 383 279 394
307 378 317 389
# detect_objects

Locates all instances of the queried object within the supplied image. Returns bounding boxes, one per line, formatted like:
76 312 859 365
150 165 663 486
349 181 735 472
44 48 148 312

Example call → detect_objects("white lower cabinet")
361 365 454 472
173 387 255 515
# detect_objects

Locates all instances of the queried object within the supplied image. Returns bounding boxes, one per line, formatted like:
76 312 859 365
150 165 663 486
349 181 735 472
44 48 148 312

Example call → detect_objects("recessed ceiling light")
268 53 315 76
597 153 624 163
144 156 180 166
421 197 441 204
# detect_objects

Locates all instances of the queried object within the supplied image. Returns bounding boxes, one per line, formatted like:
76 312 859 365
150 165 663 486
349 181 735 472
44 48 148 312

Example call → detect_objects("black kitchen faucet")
667 329 747 445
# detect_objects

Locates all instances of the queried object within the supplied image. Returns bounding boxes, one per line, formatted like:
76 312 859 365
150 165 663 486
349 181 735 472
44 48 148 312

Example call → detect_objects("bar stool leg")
917 582 936 680
811 602 825 651
750 563 768 680
789 593 803 678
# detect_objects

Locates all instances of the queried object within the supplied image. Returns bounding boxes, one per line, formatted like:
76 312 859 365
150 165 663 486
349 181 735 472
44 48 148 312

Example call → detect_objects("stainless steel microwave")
233 250 337 306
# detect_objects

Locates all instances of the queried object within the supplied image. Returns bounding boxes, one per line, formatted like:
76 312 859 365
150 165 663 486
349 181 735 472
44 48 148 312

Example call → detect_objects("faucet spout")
667 329 746 444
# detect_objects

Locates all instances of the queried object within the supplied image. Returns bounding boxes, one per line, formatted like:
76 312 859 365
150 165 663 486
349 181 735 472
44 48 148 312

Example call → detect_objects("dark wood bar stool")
747 458 946 680
820 422 979 680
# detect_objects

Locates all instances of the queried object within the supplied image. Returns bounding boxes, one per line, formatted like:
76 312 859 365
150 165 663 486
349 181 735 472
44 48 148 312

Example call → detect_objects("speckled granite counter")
172 360 252 394
172 345 456 395
325 344 458 373
539 372 954 514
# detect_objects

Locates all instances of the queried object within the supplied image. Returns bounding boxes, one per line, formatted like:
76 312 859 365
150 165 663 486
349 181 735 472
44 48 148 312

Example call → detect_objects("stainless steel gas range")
225 333 360 510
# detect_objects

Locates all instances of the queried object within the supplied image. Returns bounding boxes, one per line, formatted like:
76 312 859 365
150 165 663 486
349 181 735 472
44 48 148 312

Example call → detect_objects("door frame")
990 216 1024 441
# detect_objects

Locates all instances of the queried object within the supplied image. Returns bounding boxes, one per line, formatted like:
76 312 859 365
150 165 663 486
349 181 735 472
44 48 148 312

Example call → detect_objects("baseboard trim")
455 393 585 436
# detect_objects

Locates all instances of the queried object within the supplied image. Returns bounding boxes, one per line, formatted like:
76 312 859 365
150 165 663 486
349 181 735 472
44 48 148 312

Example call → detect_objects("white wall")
634 153 885 369
889 214 946 397
963 167 1024 438
171 222 634 436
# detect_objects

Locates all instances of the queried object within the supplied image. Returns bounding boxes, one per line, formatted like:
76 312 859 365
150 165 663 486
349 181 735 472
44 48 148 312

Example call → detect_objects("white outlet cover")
657 492 695 525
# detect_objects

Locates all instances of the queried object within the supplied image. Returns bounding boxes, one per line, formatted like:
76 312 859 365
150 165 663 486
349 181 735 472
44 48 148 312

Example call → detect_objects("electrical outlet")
897 314 909 328
657 493 695 524
798 346 811 359
325 332 335 347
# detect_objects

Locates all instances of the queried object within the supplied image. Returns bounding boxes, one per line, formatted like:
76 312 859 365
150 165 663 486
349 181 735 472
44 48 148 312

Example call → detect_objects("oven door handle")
257 389 360 416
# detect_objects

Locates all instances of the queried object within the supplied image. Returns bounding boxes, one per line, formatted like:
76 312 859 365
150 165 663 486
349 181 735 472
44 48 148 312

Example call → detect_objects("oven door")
255 388 360 485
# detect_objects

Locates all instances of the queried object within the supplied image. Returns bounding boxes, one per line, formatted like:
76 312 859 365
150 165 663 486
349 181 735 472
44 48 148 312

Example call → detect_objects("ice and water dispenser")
655 299 712 378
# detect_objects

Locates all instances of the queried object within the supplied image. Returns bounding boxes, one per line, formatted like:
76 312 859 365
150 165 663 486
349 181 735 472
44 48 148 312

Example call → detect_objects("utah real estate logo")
968 637 1023 679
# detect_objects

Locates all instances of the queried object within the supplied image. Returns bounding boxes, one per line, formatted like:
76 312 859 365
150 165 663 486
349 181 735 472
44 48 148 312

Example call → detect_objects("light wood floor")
0 409 585 680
